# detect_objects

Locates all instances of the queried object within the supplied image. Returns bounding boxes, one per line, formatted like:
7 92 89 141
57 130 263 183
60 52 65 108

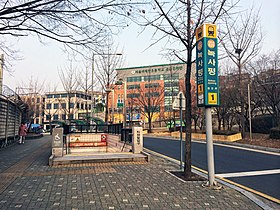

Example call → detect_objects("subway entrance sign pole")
196 23 220 187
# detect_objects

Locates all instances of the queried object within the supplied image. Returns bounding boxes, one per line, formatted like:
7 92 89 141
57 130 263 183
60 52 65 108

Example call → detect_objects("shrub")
252 115 274 134
269 127 280 139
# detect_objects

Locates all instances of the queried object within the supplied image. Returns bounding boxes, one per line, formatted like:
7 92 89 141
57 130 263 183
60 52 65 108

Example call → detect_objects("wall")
0 96 22 147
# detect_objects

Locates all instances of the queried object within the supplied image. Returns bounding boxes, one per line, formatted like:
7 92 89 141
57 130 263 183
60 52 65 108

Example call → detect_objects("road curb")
144 147 279 210
144 134 280 153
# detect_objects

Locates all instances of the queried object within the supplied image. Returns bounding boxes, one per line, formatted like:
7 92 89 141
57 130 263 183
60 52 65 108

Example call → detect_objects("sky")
2 0 280 93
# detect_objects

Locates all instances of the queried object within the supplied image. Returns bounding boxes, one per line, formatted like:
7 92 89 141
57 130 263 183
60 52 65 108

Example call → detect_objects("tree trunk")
105 91 109 124
148 117 152 133
184 0 192 179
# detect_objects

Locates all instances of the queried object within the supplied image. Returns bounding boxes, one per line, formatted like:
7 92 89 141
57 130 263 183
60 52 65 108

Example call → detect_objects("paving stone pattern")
0 135 262 209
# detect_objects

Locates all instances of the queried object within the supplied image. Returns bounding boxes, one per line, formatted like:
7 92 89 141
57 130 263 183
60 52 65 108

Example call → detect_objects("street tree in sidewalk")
220 7 263 138
129 0 237 178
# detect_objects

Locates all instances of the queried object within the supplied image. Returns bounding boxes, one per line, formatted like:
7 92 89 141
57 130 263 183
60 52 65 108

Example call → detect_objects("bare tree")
220 7 263 137
18 76 45 125
76 64 92 123
58 62 79 121
132 81 165 133
248 49 280 127
0 0 138 72
95 41 123 123
129 0 237 178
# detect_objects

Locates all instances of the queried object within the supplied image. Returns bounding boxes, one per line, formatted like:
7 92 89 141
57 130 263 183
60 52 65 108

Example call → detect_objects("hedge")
269 127 280 139
251 115 274 134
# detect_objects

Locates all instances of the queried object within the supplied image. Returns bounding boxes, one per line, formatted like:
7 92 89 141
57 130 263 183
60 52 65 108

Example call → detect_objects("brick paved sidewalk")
0 135 264 209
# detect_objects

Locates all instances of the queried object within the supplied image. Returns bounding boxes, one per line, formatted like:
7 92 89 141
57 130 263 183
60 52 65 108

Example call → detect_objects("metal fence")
63 123 133 143
63 123 124 135
0 86 26 148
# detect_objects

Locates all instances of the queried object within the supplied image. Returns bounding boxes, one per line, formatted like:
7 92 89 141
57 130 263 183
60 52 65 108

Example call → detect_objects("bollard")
132 127 143 154
52 128 64 157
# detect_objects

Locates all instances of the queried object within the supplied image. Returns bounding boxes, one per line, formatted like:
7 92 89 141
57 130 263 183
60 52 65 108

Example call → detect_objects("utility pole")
0 54 4 95
91 53 95 125
248 83 252 141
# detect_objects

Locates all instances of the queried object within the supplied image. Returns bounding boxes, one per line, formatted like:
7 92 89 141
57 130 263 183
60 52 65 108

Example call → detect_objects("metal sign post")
172 92 185 170
196 23 219 186
179 92 183 170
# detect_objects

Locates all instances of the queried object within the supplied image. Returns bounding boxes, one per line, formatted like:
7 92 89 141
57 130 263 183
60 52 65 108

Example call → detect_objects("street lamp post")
112 89 115 123
123 80 127 128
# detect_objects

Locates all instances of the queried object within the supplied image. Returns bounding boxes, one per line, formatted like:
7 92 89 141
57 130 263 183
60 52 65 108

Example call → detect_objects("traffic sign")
172 92 186 110
196 23 220 107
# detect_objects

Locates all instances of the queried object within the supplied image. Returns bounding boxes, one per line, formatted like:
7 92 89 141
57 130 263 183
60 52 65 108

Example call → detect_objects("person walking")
18 122 28 144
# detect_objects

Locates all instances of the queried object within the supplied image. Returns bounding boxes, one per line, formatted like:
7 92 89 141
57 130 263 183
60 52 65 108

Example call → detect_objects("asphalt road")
143 136 280 200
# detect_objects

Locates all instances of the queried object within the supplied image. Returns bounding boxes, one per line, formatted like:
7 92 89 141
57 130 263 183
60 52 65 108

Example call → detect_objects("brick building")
108 62 196 126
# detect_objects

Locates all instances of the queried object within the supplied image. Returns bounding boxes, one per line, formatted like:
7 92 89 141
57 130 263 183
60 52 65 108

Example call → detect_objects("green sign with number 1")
196 23 220 107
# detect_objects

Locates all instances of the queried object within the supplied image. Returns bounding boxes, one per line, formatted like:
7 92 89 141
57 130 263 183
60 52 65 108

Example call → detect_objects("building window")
46 103 52 109
164 81 179 87
81 103 84 109
127 76 142 82
164 91 178 96
69 114 74 119
70 103 74 108
164 106 172 112
54 94 60 98
61 103 66 109
127 84 140 89
127 93 140 98
36 98 40 103
144 106 160 112
53 103 59 109
69 93 75 98
145 83 159 88
144 75 161 82
46 115 51 120
61 93 67 98
61 114 66 120
53 114 58 120
164 73 179 81
76 103 80 109
46 94 53 98
145 92 159 97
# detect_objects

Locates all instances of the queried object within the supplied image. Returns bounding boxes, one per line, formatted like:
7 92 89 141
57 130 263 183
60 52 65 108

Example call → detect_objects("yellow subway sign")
196 23 220 107
196 24 217 41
